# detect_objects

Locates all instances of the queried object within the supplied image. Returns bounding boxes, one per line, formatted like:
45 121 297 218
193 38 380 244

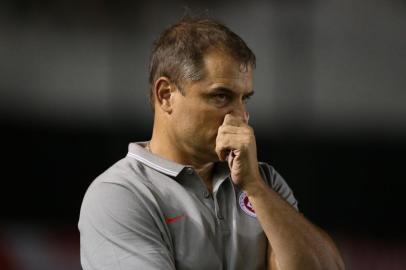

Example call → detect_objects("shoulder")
258 161 299 211
87 155 160 196
78 158 176 269
79 157 163 224
257 161 284 188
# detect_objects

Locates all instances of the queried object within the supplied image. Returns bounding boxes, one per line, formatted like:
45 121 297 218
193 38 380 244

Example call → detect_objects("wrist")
242 174 267 197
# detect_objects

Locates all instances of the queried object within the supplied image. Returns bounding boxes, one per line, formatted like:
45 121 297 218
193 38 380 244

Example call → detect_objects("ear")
154 77 176 113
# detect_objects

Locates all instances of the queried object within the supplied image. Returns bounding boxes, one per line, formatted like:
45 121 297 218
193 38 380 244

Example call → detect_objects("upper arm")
78 182 175 270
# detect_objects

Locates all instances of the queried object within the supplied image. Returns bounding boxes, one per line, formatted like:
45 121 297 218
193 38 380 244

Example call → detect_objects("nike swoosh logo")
165 215 185 224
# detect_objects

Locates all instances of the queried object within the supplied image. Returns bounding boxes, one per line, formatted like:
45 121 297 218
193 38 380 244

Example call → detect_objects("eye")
212 93 230 105
242 95 252 104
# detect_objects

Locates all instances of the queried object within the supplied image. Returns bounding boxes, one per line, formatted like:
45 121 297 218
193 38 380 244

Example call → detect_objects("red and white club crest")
239 192 256 217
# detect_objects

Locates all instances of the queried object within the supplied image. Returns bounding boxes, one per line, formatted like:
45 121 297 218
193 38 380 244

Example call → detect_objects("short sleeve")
78 181 176 270
258 162 299 211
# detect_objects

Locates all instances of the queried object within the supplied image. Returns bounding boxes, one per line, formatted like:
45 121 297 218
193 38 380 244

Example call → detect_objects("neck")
149 133 214 170
149 122 215 189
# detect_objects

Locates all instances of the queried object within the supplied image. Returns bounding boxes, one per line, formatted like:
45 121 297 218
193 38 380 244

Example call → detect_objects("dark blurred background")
1 0 405 269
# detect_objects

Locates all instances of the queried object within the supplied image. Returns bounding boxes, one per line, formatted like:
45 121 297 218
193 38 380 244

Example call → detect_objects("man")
79 17 344 270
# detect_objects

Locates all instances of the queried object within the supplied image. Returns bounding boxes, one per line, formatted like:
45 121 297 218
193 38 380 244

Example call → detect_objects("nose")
229 102 249 124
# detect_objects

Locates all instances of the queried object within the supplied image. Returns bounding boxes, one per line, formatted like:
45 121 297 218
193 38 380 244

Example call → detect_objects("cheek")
201 112 226 136
174 99 226 137
173 106 205 134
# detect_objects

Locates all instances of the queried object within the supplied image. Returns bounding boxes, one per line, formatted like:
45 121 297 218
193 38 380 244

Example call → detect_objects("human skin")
149 49 345 270
149 49 254 190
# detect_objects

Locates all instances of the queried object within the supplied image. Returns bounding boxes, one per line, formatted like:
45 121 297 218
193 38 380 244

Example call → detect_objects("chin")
197 138 218 162
206 149 220 162
196 145 216 162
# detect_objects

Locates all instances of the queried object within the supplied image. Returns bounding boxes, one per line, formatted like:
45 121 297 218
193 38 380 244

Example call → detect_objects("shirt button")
184 167 194 175
217 212 224 220
203 191 210 198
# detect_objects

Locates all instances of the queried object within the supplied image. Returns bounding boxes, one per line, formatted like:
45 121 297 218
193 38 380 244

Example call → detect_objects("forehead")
201 50 253 92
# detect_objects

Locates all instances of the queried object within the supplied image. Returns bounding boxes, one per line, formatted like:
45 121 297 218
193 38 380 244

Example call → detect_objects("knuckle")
219 126 227 134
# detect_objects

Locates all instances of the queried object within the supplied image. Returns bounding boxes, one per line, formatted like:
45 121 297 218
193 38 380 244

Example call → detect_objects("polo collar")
126 142 231 181
127 142 185 177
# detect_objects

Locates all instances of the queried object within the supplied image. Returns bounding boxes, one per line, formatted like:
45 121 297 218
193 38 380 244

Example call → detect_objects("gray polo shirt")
79 142 298 270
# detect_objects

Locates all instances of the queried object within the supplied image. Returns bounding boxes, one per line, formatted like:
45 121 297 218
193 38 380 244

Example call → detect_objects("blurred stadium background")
1 0 405 269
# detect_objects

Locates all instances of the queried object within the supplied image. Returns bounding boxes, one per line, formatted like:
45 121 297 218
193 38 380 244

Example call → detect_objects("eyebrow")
208 86 255 97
